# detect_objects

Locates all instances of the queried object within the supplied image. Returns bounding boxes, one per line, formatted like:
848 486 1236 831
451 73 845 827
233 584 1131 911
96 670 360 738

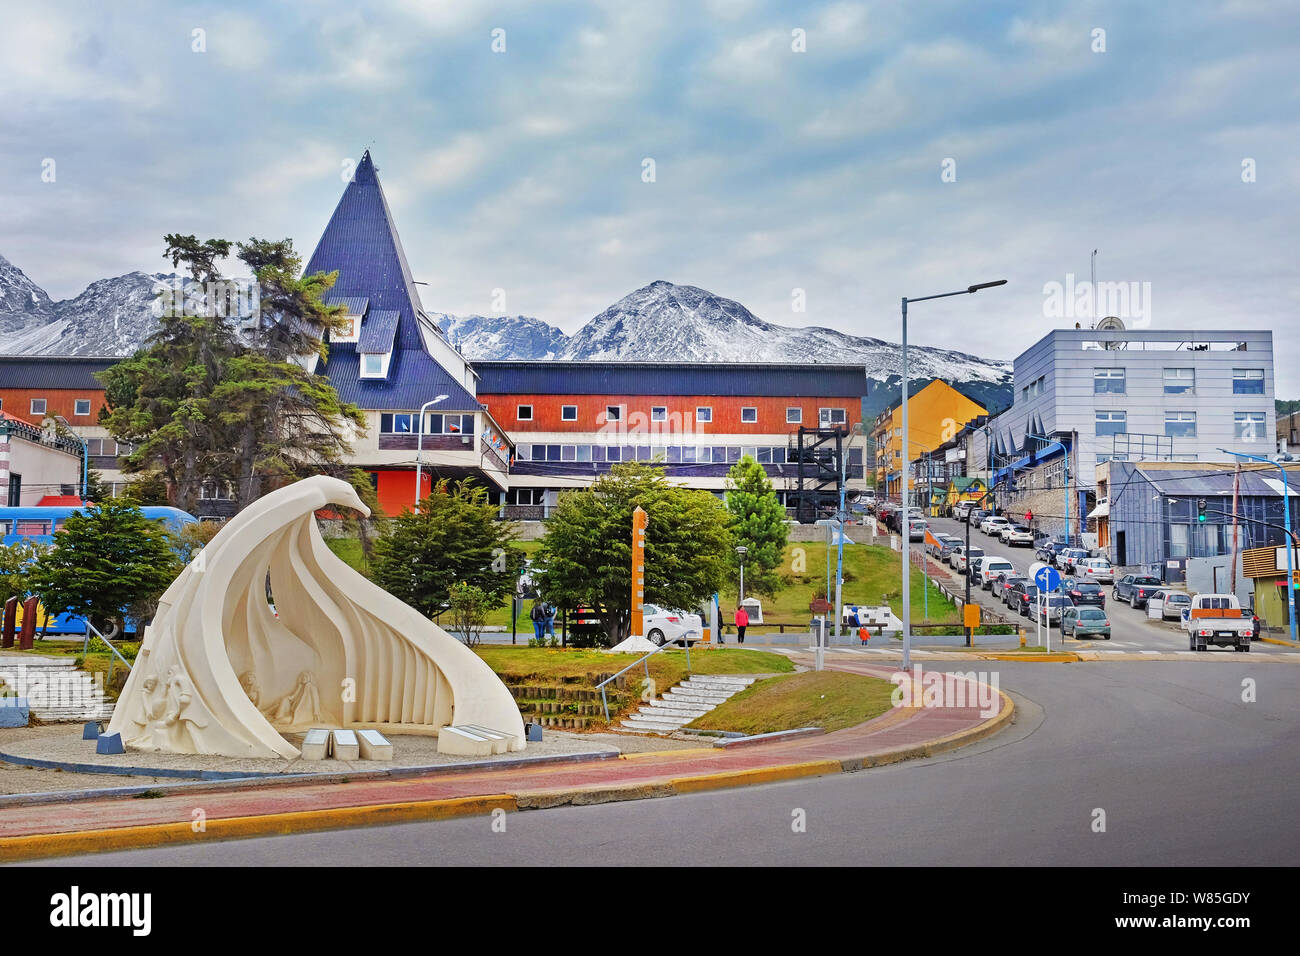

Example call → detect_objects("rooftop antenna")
1090 249 1098 328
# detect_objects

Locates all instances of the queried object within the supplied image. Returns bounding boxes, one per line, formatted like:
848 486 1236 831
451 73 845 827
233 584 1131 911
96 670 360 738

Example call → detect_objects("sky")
1 0 1297 389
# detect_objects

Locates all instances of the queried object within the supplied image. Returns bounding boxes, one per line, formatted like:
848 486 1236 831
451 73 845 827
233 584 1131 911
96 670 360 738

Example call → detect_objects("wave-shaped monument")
106 475 525 758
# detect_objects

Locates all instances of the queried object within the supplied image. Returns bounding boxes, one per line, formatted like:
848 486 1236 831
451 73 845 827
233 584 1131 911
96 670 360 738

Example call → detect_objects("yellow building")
871 380 987 502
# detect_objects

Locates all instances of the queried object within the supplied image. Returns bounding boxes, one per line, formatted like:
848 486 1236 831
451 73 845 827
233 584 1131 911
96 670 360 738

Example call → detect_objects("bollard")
1019 627 1026 648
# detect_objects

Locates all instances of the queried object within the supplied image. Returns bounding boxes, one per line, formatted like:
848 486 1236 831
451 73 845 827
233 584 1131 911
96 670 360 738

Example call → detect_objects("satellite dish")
1096 315 1125 331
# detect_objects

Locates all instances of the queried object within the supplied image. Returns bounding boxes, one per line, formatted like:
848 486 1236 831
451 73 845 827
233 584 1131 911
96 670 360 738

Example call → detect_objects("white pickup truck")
1182 594 1253 652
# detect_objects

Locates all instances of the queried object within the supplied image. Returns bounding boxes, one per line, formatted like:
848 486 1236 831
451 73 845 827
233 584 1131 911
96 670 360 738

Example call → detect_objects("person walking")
530 600 546 642
734 604 749 644
543 601 558 640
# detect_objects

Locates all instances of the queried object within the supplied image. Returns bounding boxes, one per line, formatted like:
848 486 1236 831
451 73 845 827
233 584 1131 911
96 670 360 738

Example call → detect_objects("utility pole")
1230 463 1241 596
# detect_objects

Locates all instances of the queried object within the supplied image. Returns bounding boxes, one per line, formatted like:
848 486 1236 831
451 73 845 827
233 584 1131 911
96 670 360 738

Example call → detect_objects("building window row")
1092 366 1266 396
1094 410 1268 440
1 397 96 418
513 403 845 426
379 412 475 435
514 443 864 466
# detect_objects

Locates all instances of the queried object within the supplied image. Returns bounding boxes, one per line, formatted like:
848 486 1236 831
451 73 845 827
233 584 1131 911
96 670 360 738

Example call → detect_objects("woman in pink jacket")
734 605 749 644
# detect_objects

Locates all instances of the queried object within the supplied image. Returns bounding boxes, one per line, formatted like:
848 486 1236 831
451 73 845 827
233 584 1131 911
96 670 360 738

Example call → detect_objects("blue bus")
0 504 197 635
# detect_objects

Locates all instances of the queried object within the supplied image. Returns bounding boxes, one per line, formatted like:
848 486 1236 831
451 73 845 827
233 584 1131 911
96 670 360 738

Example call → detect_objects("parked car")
1065 581 1106 607
994 575 1028 603
642 604 704 646
980 515 1010 535
1057 548 1089 572
1147 590 1191 621
1036 594 1074 624
937 538 962 561
1062 605 1112 639
908 519 928 542
1114 574 1163 608
954 547 985 573
968 555 991 580
967 509 989 526
1076 557 1115 584
926 532 958 557
979 558 1016 590
1182 593 1252 652
1006 581 1039 616
1035 539 1065 564
1002 525 1035 547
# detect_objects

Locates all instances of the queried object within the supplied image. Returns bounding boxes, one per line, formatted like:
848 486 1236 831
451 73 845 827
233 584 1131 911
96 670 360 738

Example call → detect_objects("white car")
642 604 703 646
981 516 1010 535
1076 558 1114 584
1003 526 1035 547
954 547 985 573
979 558 1016 590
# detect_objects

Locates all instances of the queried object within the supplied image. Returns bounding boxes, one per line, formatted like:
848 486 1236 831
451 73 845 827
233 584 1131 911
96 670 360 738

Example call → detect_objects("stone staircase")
0 655 116 722
619 675 756 733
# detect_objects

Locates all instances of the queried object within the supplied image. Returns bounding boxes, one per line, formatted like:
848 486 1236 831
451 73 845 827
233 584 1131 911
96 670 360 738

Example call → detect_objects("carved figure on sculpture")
105 475 525 758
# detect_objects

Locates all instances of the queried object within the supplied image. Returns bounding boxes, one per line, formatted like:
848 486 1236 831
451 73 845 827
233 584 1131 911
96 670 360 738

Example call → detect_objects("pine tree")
369 481 522 620
27 504 181 638
725 455 789 597
535 461 732 645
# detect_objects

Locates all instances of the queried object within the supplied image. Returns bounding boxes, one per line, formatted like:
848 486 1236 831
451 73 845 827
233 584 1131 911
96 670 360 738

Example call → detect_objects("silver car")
1036 594 1074 623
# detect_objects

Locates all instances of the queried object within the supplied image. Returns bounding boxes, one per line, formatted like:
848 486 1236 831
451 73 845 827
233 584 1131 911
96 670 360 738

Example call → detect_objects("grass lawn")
719 541 961 632
474 645 793 692
688 670 896 735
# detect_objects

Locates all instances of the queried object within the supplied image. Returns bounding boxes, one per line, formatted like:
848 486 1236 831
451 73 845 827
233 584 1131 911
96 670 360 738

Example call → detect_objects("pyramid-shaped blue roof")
307 151 479 411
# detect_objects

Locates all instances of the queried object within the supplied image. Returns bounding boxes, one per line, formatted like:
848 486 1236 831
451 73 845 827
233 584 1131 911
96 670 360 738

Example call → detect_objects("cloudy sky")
2 0 1297 388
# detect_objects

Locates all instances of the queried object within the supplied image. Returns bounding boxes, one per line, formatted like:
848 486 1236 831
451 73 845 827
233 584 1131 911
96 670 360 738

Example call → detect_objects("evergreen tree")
535 461 731 645
724 455 789 597
0 540 45 608
369 481 521 620
27 504 181 638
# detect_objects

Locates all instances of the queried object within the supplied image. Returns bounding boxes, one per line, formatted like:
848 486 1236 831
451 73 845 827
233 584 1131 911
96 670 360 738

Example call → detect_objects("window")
819 408 847 426
561 445 576 462
741 407 757 424
561 405 577 422
651 406 667 422
514 444 531 461
516 405 533 421
360 353 384 377
606 446 621 462
787 407 802 424
605 405 621 421
591 445 605 462
546 445 561 461
1163 368 1195 394
1165 411 1197 438
30 398 46 415
771 447 786 464
380 413 416 433
74 399 91 416
756 447 771 464
742 446 758 460
682 446 697 463
696 406 712 423
1094 368 1125 394
576 445 591 462
1096 410 1127 436
1235 411 1266 441
1233 369 1265 394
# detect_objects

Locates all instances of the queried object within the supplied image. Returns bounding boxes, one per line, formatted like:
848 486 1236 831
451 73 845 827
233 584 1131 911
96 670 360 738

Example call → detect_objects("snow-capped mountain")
0 260 1013 410
559 280 1010 384
0 254 55 336
433 312 568 361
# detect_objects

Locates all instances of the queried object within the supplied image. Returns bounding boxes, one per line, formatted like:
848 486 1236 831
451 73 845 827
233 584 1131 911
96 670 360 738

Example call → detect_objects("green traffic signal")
1197 498 1207 522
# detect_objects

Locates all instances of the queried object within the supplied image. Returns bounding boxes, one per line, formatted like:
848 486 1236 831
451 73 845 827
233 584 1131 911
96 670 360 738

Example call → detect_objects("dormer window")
357 309 399 379
327 297 369 345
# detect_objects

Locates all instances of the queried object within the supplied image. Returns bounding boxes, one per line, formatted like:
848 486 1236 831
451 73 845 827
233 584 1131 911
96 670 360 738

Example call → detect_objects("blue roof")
0 356 118 388
306 151 479 412
358 310 399 353
325 295 370 315
471 361 868 397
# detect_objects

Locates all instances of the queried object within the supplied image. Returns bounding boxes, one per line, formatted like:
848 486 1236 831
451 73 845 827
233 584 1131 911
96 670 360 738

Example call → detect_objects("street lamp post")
1217 448 1297 644
735 545 748 606
900 280 1006 671
413 394 450 513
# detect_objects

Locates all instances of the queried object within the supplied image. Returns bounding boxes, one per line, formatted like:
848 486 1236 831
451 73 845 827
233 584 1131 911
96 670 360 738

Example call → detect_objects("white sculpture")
107 475 525 758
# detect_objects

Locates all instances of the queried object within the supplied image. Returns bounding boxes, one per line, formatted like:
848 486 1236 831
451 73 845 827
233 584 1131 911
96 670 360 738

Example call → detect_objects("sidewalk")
0 659 1011 860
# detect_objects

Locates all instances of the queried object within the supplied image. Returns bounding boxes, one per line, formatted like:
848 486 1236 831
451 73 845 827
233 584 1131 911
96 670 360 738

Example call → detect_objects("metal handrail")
81 619 134 674
595 639 692 721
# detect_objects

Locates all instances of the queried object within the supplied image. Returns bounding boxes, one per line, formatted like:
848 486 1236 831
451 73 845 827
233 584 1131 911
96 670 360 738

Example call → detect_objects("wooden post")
631 506 647 639
1 596 16 648
18 596 38 650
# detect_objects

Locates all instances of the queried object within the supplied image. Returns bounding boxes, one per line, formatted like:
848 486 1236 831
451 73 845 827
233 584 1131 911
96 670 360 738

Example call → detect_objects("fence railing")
594 640 691 721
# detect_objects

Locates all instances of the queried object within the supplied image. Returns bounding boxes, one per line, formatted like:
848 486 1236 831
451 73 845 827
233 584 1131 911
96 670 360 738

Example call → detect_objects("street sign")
809 598 833 614
963 604 981 629
1035 566 1061 592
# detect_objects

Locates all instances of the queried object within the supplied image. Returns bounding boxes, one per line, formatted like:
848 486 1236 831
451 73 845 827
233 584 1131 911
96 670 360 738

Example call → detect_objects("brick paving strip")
0 660 1011 859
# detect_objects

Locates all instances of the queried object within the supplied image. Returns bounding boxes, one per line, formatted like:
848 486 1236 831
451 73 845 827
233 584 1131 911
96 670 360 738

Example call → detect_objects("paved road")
37 661 1300 866
923 514 1300 656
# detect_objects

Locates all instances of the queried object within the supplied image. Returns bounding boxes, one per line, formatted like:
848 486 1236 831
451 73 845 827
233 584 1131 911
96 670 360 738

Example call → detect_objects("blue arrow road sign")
1035 566 1062 592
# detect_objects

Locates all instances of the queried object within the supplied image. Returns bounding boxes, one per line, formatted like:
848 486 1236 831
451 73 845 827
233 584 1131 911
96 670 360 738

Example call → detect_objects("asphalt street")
38 661 1300 866
922 514 1300 656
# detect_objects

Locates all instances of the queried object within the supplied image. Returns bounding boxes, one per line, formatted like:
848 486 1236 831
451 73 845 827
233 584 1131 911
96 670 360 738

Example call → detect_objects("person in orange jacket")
734 604 749 644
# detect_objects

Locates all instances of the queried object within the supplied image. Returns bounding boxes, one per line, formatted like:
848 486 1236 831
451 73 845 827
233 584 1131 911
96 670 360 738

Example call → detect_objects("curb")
1257 636 1300 647
0 682 1014 862
978 652 1080 662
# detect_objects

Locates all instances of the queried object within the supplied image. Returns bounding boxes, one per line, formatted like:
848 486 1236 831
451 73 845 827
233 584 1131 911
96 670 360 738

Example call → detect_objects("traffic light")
1197 498 1207 522
1293 569 1300 590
